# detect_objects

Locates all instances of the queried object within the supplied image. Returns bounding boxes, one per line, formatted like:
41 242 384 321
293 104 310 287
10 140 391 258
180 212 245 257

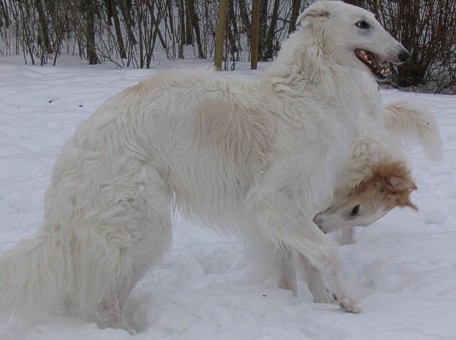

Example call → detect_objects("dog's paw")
332 293 361 314
340 298 361 314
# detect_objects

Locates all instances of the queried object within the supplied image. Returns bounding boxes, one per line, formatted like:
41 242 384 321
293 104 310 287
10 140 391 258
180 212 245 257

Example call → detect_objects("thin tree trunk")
119 0 137 45
214 0 227 70
86 0 98 64
178 0 185 58
187 0 205 58
110 0 126 59
0 0 10 29
166 0 176 59
185 3 192 45
227 0 239 58
239 0 251 42
289 0 301 34
251 0 260 69
259 0 268 61
34 0 52 53
104 0 113 25
265 0 279 60
17 2 35 65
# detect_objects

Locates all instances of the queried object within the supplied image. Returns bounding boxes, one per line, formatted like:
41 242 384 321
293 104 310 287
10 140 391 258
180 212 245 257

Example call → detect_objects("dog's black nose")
399 50 411 63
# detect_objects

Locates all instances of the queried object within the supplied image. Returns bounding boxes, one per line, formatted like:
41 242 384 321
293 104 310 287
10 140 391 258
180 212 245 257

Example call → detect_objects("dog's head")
297 1 410 80
313 162 417 233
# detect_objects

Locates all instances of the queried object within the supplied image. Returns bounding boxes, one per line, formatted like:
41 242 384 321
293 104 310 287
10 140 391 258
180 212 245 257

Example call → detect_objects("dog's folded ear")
386 176 417 192
385 175 418 211
296 5 330 26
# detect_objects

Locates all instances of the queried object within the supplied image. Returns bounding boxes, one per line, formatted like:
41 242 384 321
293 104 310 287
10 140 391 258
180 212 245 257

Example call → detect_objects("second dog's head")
313 161 417 233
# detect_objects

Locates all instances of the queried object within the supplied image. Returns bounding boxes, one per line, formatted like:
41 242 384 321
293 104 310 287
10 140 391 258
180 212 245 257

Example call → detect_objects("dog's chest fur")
246 80 355 217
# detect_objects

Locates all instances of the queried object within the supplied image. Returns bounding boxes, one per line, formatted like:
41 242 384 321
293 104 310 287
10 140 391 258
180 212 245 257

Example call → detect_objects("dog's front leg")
244 187 360 313
278 248 298 295
278 249 334 304
279 249 335 304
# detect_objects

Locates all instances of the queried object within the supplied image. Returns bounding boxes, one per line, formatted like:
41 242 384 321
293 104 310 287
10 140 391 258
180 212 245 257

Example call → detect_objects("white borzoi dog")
0 1 410 332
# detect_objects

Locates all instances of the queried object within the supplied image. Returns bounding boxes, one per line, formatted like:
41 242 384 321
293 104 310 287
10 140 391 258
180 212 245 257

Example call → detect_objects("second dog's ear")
296 6 330 26
386 176 417 192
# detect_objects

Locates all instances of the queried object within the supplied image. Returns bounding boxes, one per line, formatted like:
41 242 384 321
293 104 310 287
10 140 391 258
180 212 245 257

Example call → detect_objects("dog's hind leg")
89 171 173 332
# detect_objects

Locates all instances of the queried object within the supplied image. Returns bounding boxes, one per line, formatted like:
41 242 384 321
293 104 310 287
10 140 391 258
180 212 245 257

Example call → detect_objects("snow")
0 57 456 339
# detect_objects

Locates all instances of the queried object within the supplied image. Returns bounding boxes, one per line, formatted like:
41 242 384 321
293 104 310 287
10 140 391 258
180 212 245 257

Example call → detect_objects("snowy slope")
0 58 455 339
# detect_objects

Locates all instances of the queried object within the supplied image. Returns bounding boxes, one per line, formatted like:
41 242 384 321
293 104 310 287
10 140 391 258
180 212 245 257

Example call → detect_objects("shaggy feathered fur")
0 1 410 332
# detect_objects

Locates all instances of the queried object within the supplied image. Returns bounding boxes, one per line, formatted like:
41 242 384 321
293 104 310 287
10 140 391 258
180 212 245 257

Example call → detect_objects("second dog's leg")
245 189 359 313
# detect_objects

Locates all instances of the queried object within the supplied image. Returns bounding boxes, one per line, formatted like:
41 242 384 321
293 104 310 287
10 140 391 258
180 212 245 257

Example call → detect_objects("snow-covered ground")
0 57 455 339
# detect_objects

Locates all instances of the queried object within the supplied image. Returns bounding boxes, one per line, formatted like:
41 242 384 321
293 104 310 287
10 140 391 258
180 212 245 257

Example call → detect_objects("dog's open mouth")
355 49 391 80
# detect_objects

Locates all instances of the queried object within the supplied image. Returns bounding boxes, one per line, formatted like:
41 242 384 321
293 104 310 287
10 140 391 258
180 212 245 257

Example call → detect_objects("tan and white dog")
275 91 442 304
276 97 441 304
314 99 442 244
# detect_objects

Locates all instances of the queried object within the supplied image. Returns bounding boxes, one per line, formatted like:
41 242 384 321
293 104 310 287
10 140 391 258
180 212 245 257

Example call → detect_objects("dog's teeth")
379 67 390 77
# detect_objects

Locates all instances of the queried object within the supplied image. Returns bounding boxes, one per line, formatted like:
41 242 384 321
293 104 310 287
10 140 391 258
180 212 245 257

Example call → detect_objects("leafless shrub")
1 0 454 93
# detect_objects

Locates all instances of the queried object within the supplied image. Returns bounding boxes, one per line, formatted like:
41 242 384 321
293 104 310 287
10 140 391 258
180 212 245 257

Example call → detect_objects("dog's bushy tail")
384 100 442 162
0 232 67 322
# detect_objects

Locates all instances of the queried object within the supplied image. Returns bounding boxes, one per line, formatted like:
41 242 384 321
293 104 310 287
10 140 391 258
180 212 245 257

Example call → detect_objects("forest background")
0 0 454 93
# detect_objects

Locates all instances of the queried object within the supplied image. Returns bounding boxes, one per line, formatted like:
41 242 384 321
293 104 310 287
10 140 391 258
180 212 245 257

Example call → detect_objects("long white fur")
0 1 410 331
384 99 442 162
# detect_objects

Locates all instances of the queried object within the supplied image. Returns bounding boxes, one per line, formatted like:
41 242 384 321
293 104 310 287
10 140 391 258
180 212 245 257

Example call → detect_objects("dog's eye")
355 21 370 29
350 205 360 216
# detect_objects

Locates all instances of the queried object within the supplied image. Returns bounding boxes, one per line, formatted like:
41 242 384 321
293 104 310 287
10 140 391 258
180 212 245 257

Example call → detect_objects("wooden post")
251 0 260 69
214 0 228 70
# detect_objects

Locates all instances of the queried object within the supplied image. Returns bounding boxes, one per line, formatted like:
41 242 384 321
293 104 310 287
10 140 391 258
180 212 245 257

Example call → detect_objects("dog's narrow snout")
398 50 411 63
